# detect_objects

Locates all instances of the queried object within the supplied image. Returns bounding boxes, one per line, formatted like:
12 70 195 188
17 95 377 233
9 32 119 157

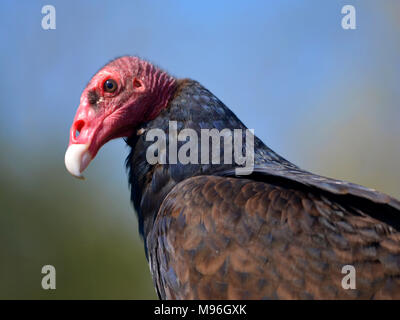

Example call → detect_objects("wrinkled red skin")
69 56 177 159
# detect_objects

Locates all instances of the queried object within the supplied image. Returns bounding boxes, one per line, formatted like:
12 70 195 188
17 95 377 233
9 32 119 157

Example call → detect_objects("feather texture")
126 79 400 299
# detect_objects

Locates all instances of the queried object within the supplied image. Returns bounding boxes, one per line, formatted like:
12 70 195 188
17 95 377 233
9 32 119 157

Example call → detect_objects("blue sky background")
0 1 399 298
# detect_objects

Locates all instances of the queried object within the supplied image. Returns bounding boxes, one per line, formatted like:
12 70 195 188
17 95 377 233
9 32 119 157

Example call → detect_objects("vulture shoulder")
148 175 400 300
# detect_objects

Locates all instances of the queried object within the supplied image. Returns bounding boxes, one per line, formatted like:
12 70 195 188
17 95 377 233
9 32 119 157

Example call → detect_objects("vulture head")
65 56 176 178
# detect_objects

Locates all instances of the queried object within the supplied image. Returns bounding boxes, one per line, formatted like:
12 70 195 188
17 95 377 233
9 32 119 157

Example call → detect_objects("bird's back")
148 175 400 299
126 79 400 299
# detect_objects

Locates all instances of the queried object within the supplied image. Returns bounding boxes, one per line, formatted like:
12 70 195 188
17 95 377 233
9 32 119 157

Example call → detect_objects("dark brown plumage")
149 175 400 299
126 79 400 299
67 57 400 299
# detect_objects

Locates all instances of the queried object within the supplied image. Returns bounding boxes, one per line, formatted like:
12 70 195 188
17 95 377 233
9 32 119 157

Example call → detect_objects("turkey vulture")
65 56 400 299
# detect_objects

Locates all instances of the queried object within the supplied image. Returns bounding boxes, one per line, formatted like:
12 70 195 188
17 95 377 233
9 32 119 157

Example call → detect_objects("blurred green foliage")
0 140 157 299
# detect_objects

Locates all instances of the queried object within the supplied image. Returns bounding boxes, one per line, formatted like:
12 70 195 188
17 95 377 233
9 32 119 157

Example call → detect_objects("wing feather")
148 175 400 299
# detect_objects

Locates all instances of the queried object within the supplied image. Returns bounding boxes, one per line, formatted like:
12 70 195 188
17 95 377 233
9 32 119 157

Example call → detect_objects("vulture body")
66 57 400 299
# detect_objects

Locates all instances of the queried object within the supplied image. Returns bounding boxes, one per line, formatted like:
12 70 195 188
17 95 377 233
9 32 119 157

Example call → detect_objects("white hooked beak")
64 144 92 179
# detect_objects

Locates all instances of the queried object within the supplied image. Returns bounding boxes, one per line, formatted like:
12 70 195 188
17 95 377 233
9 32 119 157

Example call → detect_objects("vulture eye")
104 79 118 93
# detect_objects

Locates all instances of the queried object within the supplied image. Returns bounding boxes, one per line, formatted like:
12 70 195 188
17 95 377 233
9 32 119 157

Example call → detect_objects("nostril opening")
74 120 85 140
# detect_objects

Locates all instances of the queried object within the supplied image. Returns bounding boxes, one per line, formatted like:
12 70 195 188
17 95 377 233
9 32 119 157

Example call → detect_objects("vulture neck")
125 79 290 251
